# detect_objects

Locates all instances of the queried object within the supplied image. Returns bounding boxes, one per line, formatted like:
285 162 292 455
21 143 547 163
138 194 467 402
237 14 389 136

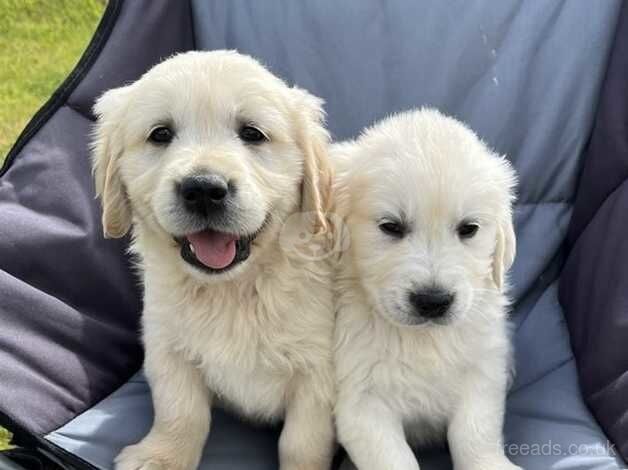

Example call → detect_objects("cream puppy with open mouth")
332 109 521 470
92 51 336 470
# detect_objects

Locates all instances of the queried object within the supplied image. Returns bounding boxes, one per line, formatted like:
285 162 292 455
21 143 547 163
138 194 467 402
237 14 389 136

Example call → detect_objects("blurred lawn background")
0 0 104 450
0 0 105 163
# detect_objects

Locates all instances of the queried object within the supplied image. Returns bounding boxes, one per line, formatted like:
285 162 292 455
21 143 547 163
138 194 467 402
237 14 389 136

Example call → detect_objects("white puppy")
92 51 336 470
332 109 520 470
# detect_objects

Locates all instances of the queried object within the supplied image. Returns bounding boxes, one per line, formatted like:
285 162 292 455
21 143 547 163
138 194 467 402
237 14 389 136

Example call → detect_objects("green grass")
0 0 104 449
0 0 105 162
0 426 13 451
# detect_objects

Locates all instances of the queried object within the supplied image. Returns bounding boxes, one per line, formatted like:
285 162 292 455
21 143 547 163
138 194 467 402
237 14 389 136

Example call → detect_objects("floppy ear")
91 86 133 238
292 88 333 233
492 218 516 290
492 157 517 290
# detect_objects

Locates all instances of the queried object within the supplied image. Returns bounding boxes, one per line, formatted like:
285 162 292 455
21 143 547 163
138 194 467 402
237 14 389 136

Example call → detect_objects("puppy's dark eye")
457 222 480 239
239 125 268 144
148 126 174 144
379 221 406 238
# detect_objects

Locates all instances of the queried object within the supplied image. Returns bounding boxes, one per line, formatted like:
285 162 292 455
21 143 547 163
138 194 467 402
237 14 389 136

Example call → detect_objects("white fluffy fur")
91 51 336 470
332 109 521 470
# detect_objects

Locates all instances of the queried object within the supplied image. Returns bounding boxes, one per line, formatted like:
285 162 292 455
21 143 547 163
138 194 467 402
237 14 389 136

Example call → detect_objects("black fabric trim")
0 411 97 470
0 452 38 470
0 0 123 178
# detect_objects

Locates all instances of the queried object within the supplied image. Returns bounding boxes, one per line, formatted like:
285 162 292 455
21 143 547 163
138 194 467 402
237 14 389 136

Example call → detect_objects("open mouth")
174 218 269 274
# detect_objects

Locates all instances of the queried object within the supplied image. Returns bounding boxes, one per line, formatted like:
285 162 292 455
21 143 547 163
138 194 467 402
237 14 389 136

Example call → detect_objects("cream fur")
332 109 521 470
91 51 335 470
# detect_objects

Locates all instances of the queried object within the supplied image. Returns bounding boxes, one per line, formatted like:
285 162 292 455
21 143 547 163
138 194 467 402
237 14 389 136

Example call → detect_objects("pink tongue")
186 230 239 269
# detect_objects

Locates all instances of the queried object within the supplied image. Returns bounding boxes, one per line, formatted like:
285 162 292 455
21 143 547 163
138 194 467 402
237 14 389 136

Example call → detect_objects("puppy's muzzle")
179 174 231 216
408 287 454 320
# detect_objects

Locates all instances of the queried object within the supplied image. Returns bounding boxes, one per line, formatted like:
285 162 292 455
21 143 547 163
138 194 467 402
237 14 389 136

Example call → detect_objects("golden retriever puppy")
332 109 520 470
91 51 336 470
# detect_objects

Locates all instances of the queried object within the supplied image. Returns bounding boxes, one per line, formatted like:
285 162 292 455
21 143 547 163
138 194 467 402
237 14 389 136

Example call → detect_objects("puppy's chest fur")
335 291 509 444
145 261 334 422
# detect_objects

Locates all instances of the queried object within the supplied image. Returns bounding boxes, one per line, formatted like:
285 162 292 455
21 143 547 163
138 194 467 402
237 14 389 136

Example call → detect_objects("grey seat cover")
47 0 626 469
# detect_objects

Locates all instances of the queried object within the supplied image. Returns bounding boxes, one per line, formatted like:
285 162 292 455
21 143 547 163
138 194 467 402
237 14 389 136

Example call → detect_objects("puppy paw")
115 442 193 470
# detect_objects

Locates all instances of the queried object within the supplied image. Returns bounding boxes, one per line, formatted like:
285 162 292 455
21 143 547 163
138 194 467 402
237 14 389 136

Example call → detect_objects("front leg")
279 376 335 470
115 339 211 470
335 394 420 470
448 371 521 470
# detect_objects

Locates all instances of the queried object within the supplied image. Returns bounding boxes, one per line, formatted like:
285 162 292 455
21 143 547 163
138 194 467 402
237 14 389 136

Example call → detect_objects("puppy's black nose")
408 287 454 319
180 174 229 214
